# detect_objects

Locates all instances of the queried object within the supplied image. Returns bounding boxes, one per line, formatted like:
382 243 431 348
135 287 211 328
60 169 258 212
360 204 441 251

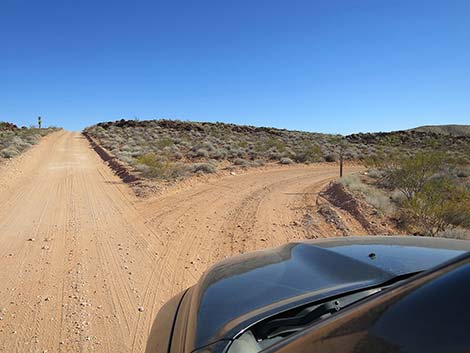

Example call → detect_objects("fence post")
340 152 343 178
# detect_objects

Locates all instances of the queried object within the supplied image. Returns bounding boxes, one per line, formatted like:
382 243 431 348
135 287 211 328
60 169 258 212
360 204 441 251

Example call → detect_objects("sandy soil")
0 131 361 353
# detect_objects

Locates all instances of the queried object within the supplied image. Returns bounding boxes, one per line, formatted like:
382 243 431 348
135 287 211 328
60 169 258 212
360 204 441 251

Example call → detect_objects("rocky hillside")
84 119 470 180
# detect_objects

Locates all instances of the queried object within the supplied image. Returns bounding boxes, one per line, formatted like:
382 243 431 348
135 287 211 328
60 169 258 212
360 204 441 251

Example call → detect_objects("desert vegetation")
84 119 348 180
0 122 59 160
340 151 470 238
84 120 470 185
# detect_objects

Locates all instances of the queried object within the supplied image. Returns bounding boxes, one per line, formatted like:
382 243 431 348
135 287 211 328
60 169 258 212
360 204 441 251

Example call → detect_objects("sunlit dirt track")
0 131 360 353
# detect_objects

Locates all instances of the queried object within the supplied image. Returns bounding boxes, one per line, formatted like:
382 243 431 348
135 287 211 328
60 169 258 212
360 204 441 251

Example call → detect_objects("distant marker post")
339 152 343 178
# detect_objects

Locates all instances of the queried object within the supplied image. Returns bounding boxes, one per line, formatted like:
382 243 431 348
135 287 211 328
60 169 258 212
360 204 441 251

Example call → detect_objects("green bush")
255 138 286 153
294 144 322 163
401 177 470 236
136 153 186 179
386 152 446 200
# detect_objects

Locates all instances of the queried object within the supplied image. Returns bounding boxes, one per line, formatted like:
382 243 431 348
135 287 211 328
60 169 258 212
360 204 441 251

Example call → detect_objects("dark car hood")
183 236 470 352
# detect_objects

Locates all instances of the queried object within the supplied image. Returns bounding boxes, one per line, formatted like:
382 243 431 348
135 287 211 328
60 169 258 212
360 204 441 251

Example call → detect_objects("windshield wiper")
252 288 381 340
255 300 341 339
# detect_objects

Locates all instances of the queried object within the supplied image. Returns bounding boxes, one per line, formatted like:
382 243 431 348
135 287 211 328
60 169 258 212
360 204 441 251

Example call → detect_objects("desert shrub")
363 150 402 169
0 146 20 158
136 153 186 179
294 144 323 163
24 134 40 144
386 152 447 200
390 189 405 203
340 175 395 216
233 158 249 166
210 149 227 160
194 148 209 158
116 153 135 165
366 168 385 179
202 141 215 151
189 163 216 174
324 153 337 162
255 138 286 153
155 137 174 149
400 176 470 236
267 150 282 160
437 227 470 240
252 159 265 167
237 141 248 148
279 157 294 165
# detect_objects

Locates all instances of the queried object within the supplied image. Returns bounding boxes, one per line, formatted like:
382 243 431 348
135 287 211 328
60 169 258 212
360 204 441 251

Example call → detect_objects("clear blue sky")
1 0 469 134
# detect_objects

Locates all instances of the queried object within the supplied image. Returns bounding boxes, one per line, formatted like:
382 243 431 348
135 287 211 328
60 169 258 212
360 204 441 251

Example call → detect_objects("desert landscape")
3 2 470 351
0 121 469 353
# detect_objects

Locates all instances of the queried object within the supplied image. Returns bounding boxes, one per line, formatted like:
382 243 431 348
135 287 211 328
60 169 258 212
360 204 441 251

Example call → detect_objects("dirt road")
0 131 360 353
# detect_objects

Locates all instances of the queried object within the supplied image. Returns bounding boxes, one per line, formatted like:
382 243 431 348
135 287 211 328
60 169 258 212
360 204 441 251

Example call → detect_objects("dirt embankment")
83 131 141 184
319 181 398 235
0 131 365 353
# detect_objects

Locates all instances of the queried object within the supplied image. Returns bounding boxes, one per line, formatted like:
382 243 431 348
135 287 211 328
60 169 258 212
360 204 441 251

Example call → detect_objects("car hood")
181 236 470 352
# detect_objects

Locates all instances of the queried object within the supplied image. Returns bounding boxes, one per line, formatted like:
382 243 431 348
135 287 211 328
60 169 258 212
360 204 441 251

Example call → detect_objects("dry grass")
339 175 396 216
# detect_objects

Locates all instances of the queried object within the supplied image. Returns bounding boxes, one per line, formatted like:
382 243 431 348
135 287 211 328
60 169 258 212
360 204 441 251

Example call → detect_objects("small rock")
138 306 144 312
27 238 35 242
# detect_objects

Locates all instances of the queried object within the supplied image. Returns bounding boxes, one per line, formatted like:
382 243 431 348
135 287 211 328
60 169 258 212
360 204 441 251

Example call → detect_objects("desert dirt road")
0 131 361 353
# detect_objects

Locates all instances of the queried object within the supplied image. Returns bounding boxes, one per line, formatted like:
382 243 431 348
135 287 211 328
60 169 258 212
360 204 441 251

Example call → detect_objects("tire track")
0 131 361 353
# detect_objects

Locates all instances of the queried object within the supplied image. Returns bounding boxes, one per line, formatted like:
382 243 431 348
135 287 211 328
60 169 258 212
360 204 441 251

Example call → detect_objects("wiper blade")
256 300 341 339
252 288 381 340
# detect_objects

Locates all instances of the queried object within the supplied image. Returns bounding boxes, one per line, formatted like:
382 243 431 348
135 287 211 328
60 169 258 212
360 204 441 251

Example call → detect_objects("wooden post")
339 151 343 178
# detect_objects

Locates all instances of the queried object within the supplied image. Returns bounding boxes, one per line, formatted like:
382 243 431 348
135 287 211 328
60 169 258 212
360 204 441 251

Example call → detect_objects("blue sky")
1 0 469 134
